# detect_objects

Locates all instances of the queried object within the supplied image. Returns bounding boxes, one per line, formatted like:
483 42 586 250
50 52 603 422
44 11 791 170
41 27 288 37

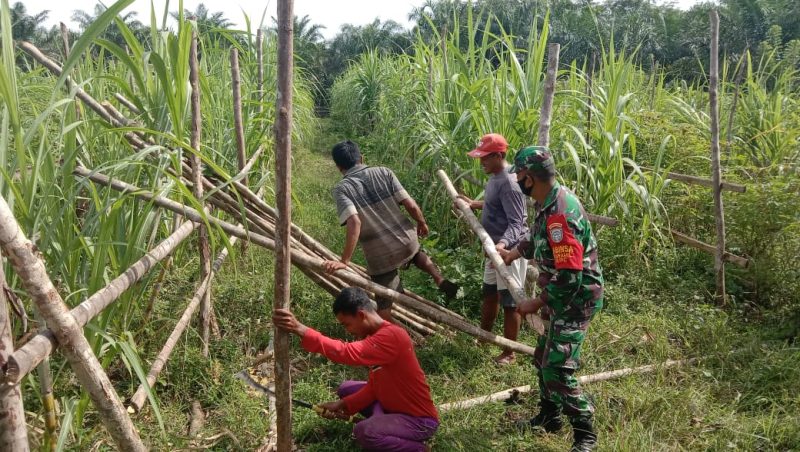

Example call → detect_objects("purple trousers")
337 380 439 452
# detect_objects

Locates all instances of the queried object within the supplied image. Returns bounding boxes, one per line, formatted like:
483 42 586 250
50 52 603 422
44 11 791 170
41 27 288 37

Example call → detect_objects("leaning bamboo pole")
437 170 545 335
0 265 30 451
274 1 295 448
437 358 696 412
189 34 214 356
709 10 727 304
128 241 232 412
76 167 539 356
0 195 146 451
1 220 198 384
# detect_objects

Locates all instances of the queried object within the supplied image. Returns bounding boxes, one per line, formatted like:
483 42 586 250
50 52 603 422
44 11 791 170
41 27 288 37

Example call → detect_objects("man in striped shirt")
323 140 458 321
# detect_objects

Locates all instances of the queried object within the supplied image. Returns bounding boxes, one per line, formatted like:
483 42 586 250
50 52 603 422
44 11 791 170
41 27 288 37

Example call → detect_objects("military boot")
570 416 597 452
515 399 563 433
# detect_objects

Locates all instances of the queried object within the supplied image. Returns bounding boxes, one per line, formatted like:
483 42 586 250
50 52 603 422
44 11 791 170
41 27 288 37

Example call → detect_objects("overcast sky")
22 0 706 40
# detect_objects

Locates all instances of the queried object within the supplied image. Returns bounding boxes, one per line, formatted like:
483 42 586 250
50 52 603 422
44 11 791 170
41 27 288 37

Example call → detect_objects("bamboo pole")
128 239 233 413
585 52 595 143
32 308 57 451
537 43 560 149
725 52 747 158
0 195 146 451
437 170 545 335
114 93 141 115
709 11 726 304
640 167 746 193
189 34 214 356
2 220 197 384
0 264 30 451
274 1 295 448
256 29 264 114
76 167 539 356
230 47 248 187
437 358 696 412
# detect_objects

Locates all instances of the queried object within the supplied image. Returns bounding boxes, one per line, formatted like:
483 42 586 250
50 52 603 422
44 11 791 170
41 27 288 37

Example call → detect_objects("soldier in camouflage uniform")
500 146 603 452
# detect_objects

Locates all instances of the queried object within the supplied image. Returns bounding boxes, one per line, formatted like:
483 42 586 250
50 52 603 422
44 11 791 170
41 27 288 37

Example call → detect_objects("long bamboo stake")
128 238 235 413
189 34 214 356
114 93 141 115
256 29 264 115
230 47 248 187
0 195 146 451
0 265 30 451
33 308 57 451
639 167 746 193
2 220 198 384
76 167 539 356
709 11 726 304
437 358 696 412
440 170 545 335
537 43 560 149
274 1 295 448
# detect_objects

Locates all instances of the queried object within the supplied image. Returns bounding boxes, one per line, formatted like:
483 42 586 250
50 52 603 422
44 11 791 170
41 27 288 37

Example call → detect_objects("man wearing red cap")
457 133 528 365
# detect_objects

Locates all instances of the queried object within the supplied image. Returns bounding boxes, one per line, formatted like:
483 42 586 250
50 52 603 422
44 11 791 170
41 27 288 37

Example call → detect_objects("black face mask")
517 176 533 196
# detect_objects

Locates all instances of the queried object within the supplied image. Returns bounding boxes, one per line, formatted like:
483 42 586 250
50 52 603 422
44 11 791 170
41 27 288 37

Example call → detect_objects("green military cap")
510 145 555 174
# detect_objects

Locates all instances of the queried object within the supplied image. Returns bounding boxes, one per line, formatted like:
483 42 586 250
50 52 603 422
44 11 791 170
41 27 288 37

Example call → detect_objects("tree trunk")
537 43 560 149
0 194 146 451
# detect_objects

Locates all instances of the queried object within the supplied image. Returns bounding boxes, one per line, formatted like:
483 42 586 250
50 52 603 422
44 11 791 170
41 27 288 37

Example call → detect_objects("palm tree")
72 3 147 50
172 3 233 45
10 2 48 42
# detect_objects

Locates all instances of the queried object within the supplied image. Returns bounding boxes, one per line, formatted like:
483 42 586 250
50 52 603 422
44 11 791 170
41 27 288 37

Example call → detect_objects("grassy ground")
118 145 800 451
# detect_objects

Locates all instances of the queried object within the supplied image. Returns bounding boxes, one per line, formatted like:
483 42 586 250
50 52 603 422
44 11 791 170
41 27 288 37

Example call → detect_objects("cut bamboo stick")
0 265 30 451
76 168 540 356
437 358 696 412
0 195 146 451
709 11 727 305
256 29 264 114
437 170 545 335
2 220 197 384
274 2 295 448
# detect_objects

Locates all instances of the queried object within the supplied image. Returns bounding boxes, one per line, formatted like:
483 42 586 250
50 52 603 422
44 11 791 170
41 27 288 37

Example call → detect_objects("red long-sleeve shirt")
301 322 439 420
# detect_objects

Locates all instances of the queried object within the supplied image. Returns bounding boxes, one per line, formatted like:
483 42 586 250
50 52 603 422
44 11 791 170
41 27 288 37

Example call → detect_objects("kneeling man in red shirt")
272 287 439 452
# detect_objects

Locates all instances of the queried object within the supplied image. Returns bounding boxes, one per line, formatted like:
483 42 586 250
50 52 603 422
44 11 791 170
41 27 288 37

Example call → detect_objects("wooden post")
230 47 248 187
0 195 146 451
256 29 264 115
437 170 545 335
274 1 295 450
537 43 560 149
709 11 726 304
0 265 30 451
189 34 214 356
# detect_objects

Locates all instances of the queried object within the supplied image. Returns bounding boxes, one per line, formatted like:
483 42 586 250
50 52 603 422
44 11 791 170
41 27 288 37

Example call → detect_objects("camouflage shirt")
517 182 604 319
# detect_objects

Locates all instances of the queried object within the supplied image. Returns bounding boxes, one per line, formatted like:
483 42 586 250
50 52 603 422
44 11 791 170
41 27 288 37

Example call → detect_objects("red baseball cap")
467 133 508 158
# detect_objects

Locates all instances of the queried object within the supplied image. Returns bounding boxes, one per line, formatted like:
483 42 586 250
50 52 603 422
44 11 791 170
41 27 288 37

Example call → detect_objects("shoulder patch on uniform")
548 221 564 243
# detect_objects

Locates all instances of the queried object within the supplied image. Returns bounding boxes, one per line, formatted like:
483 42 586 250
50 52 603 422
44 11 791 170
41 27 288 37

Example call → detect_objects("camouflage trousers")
534 305 600 420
